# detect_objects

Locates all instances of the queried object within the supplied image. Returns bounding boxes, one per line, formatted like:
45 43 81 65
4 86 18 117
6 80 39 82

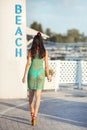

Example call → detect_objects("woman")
22 32 50 126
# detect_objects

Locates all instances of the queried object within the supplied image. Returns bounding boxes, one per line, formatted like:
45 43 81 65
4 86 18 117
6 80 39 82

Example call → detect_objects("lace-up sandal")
32 114 36 126
31 112 34 124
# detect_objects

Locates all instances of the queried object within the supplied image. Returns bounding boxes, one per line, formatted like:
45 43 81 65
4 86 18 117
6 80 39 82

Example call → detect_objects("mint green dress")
27 53 45 90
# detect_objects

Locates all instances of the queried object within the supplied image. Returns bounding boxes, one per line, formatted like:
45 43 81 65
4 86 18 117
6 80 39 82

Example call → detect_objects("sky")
26 0 87 35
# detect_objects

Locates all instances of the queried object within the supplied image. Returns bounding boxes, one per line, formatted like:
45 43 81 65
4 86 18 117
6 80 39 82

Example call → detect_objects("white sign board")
0 0 27 98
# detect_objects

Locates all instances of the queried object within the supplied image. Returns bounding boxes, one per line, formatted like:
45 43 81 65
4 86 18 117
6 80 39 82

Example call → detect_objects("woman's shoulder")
43 50 48 60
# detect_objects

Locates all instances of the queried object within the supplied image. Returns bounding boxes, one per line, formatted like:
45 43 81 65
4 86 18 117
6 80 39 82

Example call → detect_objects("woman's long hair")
30 32 46 58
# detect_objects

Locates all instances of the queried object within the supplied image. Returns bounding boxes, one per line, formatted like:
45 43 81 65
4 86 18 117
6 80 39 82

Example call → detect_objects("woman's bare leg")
29 90 34 113
34 90 42 117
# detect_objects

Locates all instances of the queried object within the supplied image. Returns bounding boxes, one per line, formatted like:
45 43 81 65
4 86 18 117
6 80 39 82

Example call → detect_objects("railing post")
77 61 82 89
55 60 60 92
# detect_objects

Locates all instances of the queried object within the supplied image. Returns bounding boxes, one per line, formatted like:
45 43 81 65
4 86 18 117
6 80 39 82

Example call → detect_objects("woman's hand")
22 76 26 83
47 75 52 82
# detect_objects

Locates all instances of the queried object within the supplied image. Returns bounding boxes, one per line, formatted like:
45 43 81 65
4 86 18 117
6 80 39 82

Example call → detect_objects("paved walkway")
0 89 87 130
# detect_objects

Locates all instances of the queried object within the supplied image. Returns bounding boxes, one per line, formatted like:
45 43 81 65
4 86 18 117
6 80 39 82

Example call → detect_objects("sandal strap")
31 112 34 117
33 114 36 119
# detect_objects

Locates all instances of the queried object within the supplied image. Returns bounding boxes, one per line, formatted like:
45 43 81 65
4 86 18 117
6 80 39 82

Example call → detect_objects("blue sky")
26 0 87 35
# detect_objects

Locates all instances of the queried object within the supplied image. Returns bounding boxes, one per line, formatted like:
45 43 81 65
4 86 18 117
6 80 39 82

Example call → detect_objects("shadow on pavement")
0 114 31 126
39 97 87 128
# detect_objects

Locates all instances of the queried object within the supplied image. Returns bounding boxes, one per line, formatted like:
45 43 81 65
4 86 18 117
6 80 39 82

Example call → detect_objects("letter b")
15 4 22 14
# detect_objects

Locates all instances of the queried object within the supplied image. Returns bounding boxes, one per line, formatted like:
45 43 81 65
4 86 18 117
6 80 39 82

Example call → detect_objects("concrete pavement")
0 89 87 130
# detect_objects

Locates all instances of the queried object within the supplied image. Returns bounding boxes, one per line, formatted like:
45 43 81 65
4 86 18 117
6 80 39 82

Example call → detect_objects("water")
27 41 87 60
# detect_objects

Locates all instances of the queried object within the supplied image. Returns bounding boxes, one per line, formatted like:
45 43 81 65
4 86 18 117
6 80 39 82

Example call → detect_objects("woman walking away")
22 32 51 126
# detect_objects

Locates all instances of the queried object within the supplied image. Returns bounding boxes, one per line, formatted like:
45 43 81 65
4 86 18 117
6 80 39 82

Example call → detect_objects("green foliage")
30 21 87 43
30 22 43 33
67 29 80 43
45 28 52 36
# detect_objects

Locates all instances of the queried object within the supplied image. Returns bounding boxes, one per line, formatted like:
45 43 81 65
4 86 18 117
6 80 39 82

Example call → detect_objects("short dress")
27 53 45 90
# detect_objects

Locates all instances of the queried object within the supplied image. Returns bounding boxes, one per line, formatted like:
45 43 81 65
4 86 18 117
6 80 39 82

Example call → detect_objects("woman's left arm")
22 51 31 83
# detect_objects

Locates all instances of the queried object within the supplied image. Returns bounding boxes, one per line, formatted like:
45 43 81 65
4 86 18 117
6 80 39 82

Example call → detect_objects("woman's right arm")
44 51 51 81
22 51 31 83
